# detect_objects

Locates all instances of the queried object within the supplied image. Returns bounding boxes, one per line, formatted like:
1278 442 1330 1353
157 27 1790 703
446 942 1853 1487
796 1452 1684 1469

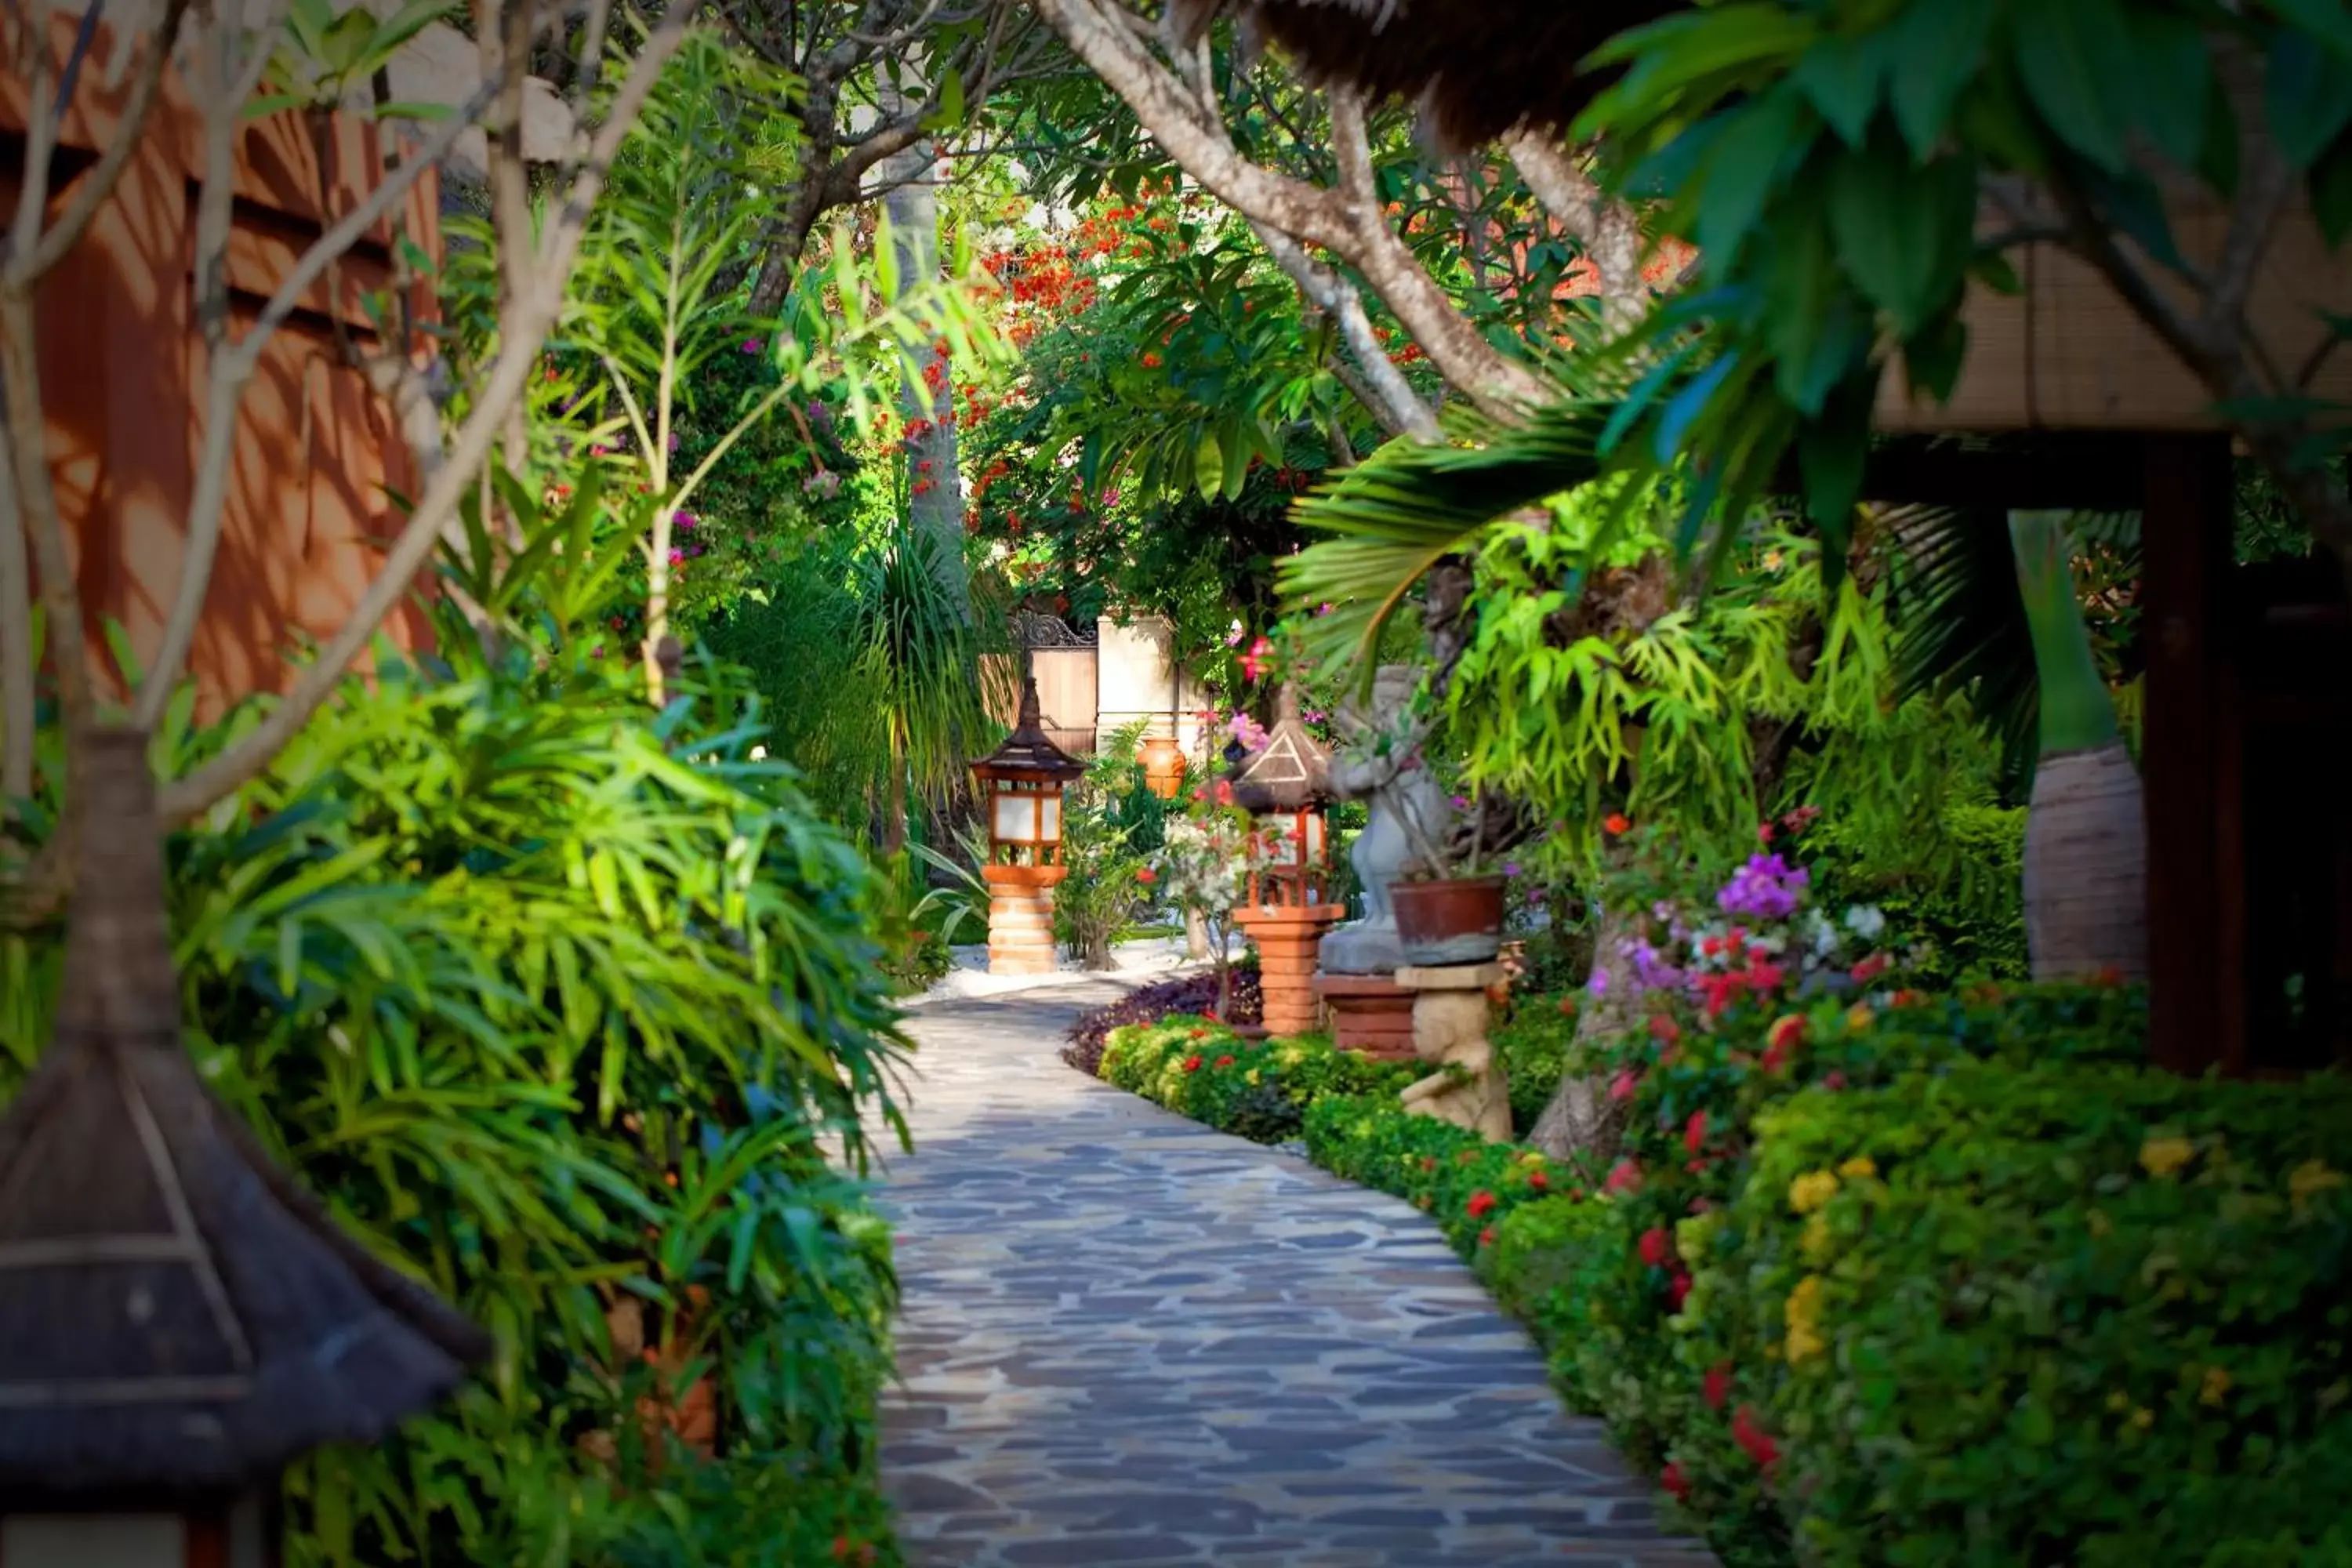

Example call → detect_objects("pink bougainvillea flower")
1638 1226 1671 1268
1684 1111 1709 1156
1704 1361 1733 1411
1606 1159 1642 1195
742 336 764 354
1610 1069 1640 1103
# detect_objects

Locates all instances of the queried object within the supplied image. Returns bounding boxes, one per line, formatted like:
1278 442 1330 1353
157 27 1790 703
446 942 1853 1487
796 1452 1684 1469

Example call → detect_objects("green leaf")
1194 428 1224 501
2011 0 2140 172
1695 89 1819 264
368 0 456 57
922 67 967 133
1220 418 1250 501
1889 0 1994 158
372 100 455 122
2272 0 2352 64
1791 27 1894 147
2267 30 2352 169
1828 140 1976 334
1902 307 1971 404
2129 10 2211 168
2312 132 2352 246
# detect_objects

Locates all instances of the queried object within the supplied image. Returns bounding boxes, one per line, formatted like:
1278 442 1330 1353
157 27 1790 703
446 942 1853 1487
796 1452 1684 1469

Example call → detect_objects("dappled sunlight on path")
877 984 1717 1567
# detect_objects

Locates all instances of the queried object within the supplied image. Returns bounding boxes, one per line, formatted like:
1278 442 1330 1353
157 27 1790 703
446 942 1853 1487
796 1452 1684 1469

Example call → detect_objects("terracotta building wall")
2 19 438 720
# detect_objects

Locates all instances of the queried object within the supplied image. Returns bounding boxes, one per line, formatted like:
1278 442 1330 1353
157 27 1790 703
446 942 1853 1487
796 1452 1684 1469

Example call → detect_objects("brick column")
1232 903 1345 1036
983 864 1065 975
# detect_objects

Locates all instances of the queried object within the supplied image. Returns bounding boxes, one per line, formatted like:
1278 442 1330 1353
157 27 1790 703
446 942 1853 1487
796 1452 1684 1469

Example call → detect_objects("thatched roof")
0 728 488 1500
974 674 1087 782
1172 0 1679 150
1229 685 1331 811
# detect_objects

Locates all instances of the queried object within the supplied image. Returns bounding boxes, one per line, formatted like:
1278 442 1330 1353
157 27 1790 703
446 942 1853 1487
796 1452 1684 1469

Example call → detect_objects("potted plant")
1339 685 1507 966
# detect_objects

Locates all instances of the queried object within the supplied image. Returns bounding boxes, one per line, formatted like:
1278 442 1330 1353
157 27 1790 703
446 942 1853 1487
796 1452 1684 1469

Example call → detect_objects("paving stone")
878 982 1717 1568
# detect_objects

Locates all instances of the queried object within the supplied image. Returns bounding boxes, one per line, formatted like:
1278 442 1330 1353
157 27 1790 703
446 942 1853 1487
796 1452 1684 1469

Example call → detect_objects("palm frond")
1279 394 1617 685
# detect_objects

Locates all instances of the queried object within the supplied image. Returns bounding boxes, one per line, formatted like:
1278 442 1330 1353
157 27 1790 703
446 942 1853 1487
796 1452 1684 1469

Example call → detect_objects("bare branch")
0 415 34 804
1253 222 1435 440
157 9 696 820
9 0 192 285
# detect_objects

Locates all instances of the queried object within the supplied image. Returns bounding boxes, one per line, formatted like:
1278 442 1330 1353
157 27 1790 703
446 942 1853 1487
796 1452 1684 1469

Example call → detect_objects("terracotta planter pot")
1390 875 1506 966
1139 735 1188 800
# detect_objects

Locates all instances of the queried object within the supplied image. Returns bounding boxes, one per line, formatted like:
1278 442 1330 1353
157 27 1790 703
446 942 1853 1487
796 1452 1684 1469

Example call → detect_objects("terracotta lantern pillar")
970 673 1087 975
1228 686 1345 1037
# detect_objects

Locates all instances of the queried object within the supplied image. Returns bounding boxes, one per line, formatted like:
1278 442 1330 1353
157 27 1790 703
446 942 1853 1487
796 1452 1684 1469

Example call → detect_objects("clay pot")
1139 735 1188 800
1391 874 1507 966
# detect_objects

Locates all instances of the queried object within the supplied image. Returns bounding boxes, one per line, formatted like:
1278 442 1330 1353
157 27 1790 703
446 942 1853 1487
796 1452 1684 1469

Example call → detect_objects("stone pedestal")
1394 962 1513 1143
1232 903 1345 1036
983 863 1065 975
1312 971 1417 1060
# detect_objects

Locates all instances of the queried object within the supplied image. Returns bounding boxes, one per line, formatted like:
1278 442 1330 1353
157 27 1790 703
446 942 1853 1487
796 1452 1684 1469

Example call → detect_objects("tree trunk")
1527 893 1645 1163
2023 741 2147 979
2009 510 2145 979
876 72 967 622
1185 908 1208 960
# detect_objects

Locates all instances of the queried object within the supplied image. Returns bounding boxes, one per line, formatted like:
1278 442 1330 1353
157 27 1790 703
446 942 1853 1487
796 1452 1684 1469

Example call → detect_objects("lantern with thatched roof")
1225 687 1345 1035
0 729 488 1567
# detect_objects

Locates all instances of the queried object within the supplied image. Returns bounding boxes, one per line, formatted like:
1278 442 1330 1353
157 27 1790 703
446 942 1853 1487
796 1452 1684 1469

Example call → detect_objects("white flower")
1844 905 1887 941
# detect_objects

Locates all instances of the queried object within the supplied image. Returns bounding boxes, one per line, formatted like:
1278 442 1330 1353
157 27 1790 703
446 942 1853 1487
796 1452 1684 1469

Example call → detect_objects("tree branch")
156 8 695 819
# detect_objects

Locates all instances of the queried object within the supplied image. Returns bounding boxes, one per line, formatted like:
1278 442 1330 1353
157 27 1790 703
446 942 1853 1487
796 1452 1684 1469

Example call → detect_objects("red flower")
1141 350 1163 368
1824 1070 1848 1091
1605 1159 1642 1194
1890 988 1926 1008
1136 866 1158 884
1849 952 1889 983
1189 1027 1209 1039
1557 995 1580 1017
1214 1054 1236 1069
1467 1190 1498 1218
1526 1169 1549 1192
1610 1069 1640 1103
1648 1014 1682 1045
1704 1361 1733 1411
1181 1054 1203 1073
1667 1269 1693 1309
1604 812 1632 835
1683 1110 1709 1155
1660 1461 1691 1501
1758 821 1776 843
1637 1226 1672 1267
1733 1403 1779 1468
1478 1225 1497 1247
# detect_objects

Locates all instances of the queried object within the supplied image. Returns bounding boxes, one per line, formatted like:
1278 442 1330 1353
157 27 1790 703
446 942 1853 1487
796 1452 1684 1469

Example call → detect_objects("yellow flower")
1838 1156 1877 1180
2201 1366 2232 1407
2107 1391 2131 1413
2139 1136 2196 1180
1784 1276 1827 1365
2131 1406 2154 1430
1845 1004 1875 1033
1788 1170 1841 1214
1800 1212 1835 1264
2290 1159 2346 1211
1245 1069 1262 1086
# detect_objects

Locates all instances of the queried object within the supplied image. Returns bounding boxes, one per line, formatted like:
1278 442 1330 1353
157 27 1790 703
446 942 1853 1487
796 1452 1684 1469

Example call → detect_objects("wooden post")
2140 434 2243 1075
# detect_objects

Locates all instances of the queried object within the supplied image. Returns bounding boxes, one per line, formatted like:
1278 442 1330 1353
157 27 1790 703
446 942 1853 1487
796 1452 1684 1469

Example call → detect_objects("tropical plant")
1051 718 1156 968
1152 795 1281 1019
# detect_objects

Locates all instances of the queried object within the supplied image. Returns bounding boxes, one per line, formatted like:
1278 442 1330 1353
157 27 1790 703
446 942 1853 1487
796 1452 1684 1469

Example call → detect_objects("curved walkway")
877 983 1718 1567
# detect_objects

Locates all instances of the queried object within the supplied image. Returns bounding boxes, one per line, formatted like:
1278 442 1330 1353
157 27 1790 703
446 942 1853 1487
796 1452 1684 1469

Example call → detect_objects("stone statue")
1322 664 1451 975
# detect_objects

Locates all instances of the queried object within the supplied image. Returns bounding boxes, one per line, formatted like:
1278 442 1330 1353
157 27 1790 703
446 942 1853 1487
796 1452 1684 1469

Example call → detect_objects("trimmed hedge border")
1078 986 2352 1568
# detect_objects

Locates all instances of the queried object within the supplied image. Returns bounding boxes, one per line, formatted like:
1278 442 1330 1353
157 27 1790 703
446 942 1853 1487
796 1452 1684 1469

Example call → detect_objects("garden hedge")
1082 985 2352 1568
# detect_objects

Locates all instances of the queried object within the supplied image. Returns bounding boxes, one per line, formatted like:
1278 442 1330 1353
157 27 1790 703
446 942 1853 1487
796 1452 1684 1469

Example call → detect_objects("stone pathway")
876 983 1718 1567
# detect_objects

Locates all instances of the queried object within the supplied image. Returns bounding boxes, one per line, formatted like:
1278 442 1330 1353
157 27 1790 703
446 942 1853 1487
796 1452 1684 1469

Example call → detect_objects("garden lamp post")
1228 685 1346 1035
971 672 1087 975
0 731 489 1567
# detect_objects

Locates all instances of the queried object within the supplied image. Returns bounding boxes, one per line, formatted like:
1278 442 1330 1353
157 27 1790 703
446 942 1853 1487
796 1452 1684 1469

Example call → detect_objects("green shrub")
1303 1093 1581 1253
1492 993 1581 1134
2 641 907 1566
1693 1062 2352 1568
1806 801 2029 985
1098 1018 1414 1138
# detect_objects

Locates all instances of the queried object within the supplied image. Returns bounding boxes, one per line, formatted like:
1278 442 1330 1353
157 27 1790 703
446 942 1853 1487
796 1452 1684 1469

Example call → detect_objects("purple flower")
1502 861 1521 877
668 431 681 452
1588 967 1610 997
742 337 764 354
1716 853 1811 921
673 510 698 531
1451 794 1470 810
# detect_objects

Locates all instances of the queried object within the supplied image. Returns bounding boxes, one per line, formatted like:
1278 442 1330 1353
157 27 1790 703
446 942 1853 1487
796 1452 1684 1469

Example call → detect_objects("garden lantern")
0 731 490 1568
1229 684 1334 909
970 673 1087 973
1226 686 1347 1034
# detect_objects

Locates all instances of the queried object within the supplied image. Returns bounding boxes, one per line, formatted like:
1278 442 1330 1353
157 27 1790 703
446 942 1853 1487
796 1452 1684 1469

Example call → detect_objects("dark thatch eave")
974 675 1087 782
1170 0 1682 151
0 727 490 1500
1228 684 1331 813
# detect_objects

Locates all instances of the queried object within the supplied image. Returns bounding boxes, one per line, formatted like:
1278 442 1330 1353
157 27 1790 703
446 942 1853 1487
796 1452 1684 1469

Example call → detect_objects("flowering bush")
1061 967 1263 1075
1096 1018 1411 1142
1152 797 1284 1018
